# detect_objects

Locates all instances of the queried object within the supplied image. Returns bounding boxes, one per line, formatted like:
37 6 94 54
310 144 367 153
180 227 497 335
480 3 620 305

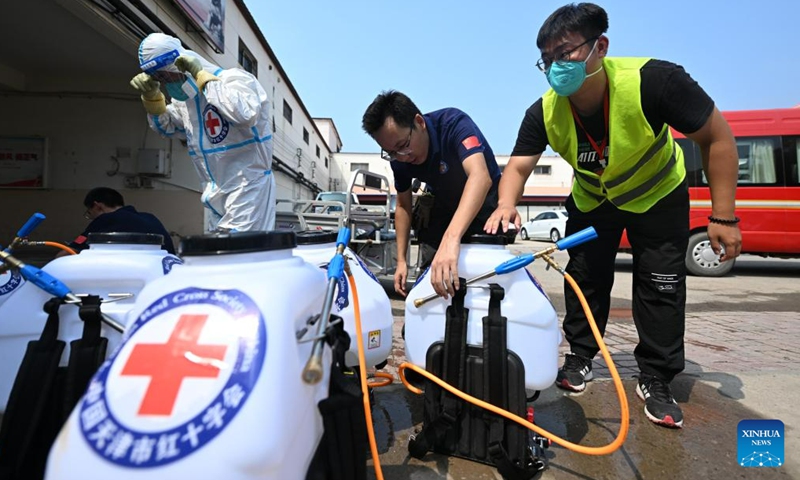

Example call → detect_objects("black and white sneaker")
555 353 593 392
636 374 684 428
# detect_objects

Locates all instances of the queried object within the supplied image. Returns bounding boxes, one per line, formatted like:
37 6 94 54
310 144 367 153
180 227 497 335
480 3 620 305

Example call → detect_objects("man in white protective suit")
130 33 276 232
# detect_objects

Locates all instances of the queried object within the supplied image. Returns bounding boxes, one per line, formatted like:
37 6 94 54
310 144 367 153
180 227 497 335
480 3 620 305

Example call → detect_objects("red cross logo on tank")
78 287 266 468
203 104 229 144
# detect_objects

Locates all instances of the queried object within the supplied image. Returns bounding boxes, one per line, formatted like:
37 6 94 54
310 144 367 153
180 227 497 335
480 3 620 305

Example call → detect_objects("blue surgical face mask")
546 41 602 97
165 82 189 102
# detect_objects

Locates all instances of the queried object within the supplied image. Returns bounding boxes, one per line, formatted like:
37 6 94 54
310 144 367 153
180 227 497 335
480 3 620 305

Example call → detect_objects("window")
324 156 329 168
350 163 369 172
684 136 781 187
282 100 292 124
303 128 309 144
734 138 779 184
533 165 552 175
785 136 800 185
316 145 320 158
677 138 702 187
238 40 257 77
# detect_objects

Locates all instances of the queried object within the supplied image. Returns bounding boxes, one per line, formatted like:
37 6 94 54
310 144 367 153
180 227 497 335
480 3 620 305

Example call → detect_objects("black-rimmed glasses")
380 127 414 161
536 37 598 73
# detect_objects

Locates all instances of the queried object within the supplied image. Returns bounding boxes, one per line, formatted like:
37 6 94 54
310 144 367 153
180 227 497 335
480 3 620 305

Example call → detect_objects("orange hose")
43 241 77 255
397 271 629 456
345 267 384 480
368 372 393 388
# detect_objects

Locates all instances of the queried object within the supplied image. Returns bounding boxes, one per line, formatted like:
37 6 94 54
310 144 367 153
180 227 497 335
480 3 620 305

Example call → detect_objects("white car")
519 210 569 242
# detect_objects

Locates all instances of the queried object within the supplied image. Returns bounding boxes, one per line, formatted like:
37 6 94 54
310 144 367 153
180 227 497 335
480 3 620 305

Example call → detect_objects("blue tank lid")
294 229 338 245
179 230 296 256
87 232 163 246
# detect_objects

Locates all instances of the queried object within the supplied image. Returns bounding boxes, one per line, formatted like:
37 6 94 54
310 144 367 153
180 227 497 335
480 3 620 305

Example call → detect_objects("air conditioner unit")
137 148 170 177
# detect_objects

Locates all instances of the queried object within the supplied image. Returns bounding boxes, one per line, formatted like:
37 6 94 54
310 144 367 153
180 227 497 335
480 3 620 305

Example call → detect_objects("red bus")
621 108 800 276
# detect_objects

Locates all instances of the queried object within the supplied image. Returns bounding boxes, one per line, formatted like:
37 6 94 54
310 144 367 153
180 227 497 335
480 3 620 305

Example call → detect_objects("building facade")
0 0 337 244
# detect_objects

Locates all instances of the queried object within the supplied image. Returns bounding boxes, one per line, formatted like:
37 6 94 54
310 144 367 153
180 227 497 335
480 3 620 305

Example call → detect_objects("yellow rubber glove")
130 73 166 115
174 55 219 91
174 56 202 77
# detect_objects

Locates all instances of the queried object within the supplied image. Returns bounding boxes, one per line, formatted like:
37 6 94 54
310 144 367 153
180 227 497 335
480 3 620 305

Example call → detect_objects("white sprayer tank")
46 231 331 480
0 269 25 308
293 230 393 368
404 234 561 391
0 232 181 412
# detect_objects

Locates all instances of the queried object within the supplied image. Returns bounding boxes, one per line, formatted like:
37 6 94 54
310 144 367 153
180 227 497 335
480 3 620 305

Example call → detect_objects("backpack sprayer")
400 226 630 456
337 226 630 480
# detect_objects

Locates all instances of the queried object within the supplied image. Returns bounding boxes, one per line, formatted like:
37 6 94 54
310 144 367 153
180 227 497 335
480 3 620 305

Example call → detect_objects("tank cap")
87 232 164 246
461 232 510 246
294 229 338 245
179 230 297 256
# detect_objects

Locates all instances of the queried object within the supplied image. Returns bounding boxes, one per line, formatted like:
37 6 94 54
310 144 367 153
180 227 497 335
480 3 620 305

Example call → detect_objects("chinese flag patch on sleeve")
462 136 482 150
73 235 87 245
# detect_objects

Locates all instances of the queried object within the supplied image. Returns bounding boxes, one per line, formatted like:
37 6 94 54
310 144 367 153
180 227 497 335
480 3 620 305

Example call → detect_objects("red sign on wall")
0 137 46 188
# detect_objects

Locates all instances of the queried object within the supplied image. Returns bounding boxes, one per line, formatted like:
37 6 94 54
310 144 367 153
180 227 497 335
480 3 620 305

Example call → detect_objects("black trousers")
563 181 689 382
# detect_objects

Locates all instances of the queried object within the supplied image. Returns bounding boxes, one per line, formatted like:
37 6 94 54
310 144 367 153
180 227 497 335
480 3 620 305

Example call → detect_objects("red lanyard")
570 88 609 165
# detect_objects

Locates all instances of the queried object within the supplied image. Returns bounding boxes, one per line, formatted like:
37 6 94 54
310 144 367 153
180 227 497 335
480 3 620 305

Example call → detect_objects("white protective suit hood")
137 33 276 233
138 33 220 76
138 33 222 102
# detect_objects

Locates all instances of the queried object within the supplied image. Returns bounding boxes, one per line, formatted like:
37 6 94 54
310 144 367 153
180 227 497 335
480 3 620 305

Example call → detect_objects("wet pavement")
367 243 800 479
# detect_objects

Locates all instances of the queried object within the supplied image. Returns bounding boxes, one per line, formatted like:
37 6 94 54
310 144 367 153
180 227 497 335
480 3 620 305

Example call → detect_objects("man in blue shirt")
362 90 501 298
66 187 176 255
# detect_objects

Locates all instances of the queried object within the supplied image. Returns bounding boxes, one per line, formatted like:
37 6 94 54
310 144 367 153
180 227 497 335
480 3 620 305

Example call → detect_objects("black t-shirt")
69 205 176 254
512 59 715 174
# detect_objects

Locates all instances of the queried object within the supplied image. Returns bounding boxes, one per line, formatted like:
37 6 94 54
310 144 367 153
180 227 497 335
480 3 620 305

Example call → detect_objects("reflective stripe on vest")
610 146 676 206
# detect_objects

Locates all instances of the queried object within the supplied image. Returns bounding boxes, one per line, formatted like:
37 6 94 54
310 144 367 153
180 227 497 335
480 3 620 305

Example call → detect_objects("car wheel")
685 231 735 277
550 229 561 243
520 228 529 240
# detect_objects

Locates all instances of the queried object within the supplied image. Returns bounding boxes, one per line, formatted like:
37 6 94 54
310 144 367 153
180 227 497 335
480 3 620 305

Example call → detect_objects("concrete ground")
367 241 800 480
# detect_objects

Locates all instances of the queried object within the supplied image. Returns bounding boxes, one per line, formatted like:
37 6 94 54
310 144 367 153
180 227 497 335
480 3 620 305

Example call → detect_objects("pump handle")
555 227 598 251
336 228 351 248
327 255 345 281
19 264 71 298
494 253 535 276
17 213 46 238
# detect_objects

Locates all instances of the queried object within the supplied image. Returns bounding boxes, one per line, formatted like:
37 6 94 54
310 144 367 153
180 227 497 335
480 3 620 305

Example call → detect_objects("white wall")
331 153 395 193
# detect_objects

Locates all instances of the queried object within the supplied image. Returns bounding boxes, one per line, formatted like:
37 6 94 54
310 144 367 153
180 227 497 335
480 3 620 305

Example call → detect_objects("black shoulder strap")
408 279 469 459
65 295 108 418
308 316 367 480
483 283 508 409
0 298 67 480
483 284 540 480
